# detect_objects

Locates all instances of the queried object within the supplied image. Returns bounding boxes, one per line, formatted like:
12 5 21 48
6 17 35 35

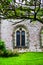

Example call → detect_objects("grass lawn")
0 52 43 65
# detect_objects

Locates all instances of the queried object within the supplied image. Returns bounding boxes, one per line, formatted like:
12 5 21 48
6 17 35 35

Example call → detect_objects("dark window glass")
16 31 20 47
21 31 25 46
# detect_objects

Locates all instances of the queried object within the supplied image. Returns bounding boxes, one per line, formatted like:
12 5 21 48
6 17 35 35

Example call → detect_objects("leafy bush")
0 50 4 56
3 50 13 57
0 40 6 56
0 40 6 51
0 40 19 57
2 50 19 57
0 49 19 57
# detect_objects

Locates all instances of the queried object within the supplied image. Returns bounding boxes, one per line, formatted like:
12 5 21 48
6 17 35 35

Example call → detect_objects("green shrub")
0 40 19 57
2 50 19 57
0 40 6 51
3 50 13 57
0 40 6 56
0 50 4 56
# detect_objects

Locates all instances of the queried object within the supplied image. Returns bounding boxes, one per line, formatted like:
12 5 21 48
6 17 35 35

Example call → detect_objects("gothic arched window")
13 25 29 48
16 29 25 47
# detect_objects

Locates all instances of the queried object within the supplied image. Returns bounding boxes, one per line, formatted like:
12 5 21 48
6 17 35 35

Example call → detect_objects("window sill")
13 46 28 48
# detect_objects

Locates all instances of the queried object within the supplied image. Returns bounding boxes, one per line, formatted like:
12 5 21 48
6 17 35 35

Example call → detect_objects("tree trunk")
34 12 36 20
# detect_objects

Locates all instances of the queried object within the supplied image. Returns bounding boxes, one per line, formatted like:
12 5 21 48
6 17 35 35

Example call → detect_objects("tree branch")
12 19 25 25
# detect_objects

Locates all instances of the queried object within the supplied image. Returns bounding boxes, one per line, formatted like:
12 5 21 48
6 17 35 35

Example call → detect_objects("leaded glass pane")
16 31 20 47
21 31 25 46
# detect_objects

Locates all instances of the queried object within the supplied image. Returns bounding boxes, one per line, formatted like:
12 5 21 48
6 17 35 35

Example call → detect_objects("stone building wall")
1 19 43 51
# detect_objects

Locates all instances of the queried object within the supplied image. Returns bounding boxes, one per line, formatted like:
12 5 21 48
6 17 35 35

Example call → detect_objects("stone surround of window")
40 27 43 48
12 25 29 48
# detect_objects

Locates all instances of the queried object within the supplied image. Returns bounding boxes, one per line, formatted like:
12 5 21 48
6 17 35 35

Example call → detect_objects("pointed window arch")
16 29 25 47
13 25 29 48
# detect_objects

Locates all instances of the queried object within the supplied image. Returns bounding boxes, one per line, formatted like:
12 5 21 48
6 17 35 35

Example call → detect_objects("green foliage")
0 50 4 56
0 50 19 57
0 40 6 56
0 0 43 23
31 20 37 25
0 40 18 57
8 0 12 2
41 30 43 34
37 8 43 16
2 50 13 57
0 40 5 51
